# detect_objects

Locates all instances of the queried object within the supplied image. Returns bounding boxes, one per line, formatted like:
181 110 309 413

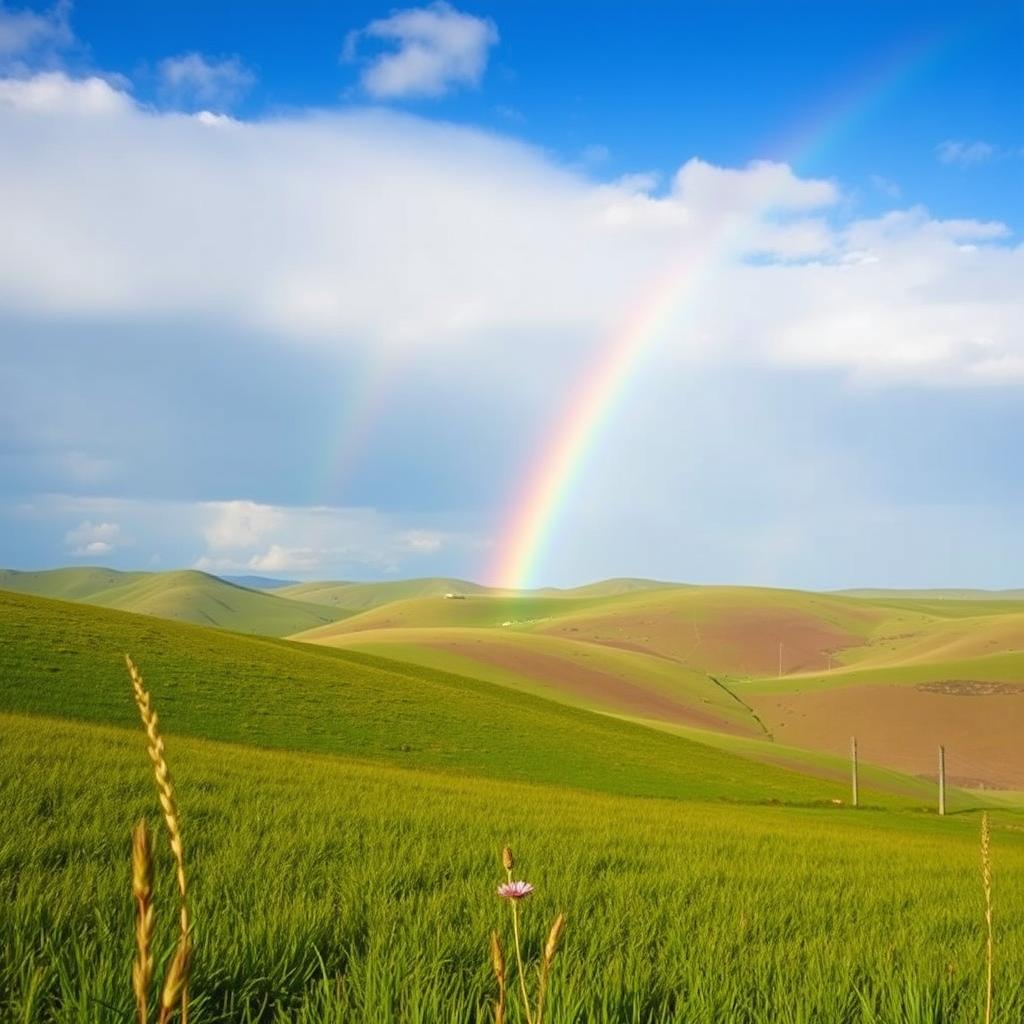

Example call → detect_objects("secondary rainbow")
486 29 952 591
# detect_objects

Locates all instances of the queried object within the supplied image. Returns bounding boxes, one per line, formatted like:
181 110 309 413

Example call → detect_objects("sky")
0 0 1022 589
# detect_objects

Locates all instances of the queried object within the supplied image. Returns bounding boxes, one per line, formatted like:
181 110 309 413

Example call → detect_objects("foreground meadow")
3 710 1023 1023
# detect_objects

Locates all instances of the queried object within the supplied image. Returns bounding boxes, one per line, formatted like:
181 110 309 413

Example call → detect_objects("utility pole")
938 745 946 817
851 736 859 808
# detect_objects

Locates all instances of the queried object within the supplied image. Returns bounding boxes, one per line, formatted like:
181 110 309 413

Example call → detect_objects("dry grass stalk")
981 812 993 1024
126 654 191 1024
534 912 566 1024
159 940 192 1024
490 930 507 1024
132 820 155 1024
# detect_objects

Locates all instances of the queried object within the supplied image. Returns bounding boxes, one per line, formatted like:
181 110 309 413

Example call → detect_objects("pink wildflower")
497 880 534 901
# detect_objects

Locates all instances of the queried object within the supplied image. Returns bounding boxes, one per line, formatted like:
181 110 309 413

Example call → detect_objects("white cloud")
0 70 128 114
193 503 463 573
157 52 255 111
0 0 71 63
243 545 325 573
673 157 838 213
202 500 283 550
344 2 497 99
0 71 1020 389
936 139 997 166
32 495 475 577
65 519 121 556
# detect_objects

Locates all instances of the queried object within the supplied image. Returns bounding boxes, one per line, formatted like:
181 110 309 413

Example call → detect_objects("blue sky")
0 0 1021 586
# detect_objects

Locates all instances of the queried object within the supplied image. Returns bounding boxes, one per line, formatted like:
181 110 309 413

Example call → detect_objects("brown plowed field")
545 609 859 676
749 682 1024 789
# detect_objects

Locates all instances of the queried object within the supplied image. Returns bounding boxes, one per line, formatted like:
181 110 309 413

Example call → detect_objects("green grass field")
3 583 1023 1022
3 711 1022 1023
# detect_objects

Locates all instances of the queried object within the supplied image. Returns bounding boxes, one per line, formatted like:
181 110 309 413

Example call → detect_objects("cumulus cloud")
936 139 997 166
0 70 129 113
192 503 462 573
0 72 1019 389
673 157 838 213
202 500 283 550
241 544 324 573
157 52 255 111
65 519 121 556
27 495 472 576
343 2 497 99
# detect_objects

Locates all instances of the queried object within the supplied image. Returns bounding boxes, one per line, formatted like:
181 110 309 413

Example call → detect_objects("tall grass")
2 708 1022 1023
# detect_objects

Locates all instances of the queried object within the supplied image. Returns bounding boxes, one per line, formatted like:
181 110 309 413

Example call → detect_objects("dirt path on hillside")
749 683 1024 789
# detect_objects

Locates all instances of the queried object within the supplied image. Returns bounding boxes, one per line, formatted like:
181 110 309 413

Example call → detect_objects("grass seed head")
132 819 153 902
127 654 191 1024
159 938 192 1023
544 912 566 964
132 819 155 1024
490 929 506 984
502 846 514 872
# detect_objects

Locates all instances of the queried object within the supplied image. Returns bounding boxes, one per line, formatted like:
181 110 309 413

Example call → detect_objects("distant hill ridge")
273 575 678 613
0 567 344 636
221 574 298 590
838 588 1024 600
0 567 679 634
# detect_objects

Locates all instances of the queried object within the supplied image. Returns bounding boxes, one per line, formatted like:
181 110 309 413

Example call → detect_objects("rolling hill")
0 588 859 804
0 567 345 635
272 575 675 613
292 585 1024 794
0 566 149 601
3 583 1019 1020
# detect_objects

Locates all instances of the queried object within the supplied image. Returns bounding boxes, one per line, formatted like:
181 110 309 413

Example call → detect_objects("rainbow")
320 354 399 501
486 29 953 591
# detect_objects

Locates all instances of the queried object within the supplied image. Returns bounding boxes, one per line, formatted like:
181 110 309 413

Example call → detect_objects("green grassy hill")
297 584 892 674
294 592 626 635
0 566 149 601
273 576 495 611
292 584 1024 795
273 575 676 613
0 568 344 635
0 589 851 804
